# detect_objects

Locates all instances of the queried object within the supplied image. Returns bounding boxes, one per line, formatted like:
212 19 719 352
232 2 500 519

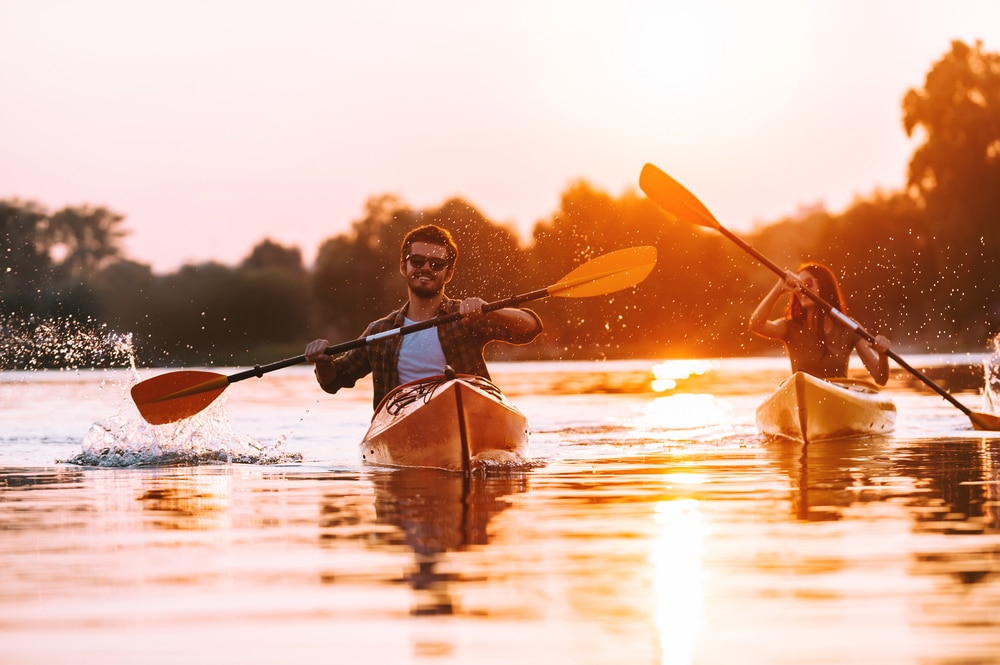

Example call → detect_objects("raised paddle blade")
639 163 720 230
131 370 231 425
548 246 657 298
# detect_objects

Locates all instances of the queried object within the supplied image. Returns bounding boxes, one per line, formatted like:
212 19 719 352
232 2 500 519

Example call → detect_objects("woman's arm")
749 273 796 339
856 334 891 386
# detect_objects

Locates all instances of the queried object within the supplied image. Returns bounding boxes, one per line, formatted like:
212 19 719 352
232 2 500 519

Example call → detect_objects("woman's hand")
860 333 892 385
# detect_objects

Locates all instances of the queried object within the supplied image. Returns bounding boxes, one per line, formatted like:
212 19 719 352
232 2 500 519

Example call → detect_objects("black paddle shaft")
225 286 552 385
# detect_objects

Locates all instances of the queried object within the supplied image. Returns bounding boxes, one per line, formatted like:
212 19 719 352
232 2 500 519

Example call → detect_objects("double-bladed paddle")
131 245 658 425
638 162 1000 431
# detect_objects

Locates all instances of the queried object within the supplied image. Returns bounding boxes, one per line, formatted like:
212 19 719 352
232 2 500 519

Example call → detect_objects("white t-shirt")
397 317 447 383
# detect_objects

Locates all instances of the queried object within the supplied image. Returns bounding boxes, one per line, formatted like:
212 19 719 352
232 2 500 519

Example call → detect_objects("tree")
902 39 1000 337
0 200 52 315
47 205 128 277
241 238 304 272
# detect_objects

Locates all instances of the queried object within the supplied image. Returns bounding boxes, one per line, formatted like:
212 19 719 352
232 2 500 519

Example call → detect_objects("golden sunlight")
652 499 708 665
137 473 233 531
636 393 735 432
650 359 715 392
618 4 731 98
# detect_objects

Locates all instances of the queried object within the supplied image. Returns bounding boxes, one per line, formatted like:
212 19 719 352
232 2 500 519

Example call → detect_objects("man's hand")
459 297 487 320
305 339 332 364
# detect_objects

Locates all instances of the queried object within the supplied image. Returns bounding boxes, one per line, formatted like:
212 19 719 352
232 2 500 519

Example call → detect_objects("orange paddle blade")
970 410 1000 431
639 163 721 229
131 370 231 425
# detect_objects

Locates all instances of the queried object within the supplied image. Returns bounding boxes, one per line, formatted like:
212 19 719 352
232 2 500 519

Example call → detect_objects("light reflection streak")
981 441 999 530
983 333 1000 412
652 499 708 665
650 359 716 392
637 393 735 431
137 472 234 531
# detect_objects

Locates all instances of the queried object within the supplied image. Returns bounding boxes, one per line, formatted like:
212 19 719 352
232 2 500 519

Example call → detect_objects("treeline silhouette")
2 40 998 369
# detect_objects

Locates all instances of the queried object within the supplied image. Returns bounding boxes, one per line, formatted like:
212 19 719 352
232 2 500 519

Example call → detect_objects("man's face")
401 240 452 297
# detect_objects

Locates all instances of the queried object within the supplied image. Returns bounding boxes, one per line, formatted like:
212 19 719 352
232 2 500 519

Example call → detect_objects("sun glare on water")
636 360 743 437
650 359 715 392
652 498 708 665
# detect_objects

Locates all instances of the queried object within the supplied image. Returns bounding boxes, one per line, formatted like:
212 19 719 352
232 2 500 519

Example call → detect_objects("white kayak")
756 371 896 443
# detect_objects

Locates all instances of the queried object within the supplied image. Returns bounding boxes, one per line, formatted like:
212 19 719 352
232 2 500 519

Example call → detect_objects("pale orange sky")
3 0 1000 273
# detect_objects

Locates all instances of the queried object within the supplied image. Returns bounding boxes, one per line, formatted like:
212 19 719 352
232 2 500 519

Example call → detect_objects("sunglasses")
406 254 449 272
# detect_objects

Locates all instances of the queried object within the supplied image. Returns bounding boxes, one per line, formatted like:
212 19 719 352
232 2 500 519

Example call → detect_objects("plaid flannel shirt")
318 296 542 409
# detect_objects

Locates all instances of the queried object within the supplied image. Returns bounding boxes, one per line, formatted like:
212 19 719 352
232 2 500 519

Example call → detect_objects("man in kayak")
304 224 543 409
749 262 892 385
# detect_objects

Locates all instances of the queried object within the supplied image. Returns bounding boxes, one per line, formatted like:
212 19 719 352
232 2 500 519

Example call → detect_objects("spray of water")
2 313 301 466
0 314 134 370
70 395 302 467
985 333 1000 414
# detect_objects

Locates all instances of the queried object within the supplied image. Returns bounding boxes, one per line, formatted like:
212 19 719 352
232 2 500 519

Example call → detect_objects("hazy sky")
3 1 1000 273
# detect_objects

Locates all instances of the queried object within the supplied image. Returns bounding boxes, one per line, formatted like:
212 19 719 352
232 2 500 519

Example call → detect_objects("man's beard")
409 274 443 298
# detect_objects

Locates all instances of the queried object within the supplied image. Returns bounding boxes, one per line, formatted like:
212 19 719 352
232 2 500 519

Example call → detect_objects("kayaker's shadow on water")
765 437 894 522
319 468 529 616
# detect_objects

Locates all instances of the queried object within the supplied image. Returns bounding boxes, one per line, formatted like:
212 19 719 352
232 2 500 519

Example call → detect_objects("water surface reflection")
321 469 528 616
758 436 1000 663
5 360 1000 663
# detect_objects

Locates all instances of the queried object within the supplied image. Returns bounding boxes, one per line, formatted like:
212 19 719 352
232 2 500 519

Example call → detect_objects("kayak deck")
756 371 896 443
360 373 529 471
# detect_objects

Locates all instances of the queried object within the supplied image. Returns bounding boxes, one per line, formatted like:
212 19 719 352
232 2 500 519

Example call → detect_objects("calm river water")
3 356 1000 664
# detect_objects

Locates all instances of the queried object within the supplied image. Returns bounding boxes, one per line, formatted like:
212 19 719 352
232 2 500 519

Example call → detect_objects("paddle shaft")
225 286 555 386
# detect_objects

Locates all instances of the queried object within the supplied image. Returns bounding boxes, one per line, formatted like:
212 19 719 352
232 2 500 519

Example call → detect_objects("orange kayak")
756 371 896 443
360 373 529 471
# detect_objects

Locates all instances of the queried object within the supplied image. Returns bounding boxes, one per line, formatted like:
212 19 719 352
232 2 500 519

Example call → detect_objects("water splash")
469 450 544 473
0 314 134 370
984 333 1000 413
65 393 303 467
1 313 302 466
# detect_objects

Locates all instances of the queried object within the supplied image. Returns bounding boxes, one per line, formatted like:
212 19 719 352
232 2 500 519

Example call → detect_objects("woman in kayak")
749 262 892 385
